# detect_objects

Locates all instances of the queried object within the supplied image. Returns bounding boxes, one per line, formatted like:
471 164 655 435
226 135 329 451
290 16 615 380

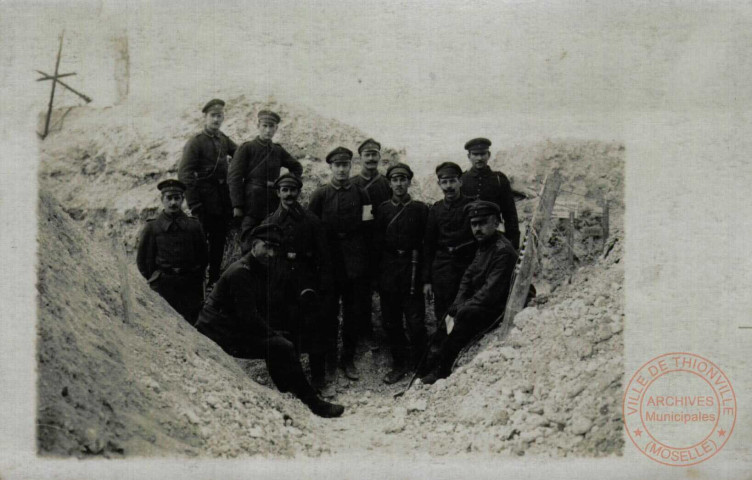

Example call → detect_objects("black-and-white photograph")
1 1 750 478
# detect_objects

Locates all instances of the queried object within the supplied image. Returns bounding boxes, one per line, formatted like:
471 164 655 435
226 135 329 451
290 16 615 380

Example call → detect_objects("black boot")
383 364 409 384
304 395 345 418
341 355 360 380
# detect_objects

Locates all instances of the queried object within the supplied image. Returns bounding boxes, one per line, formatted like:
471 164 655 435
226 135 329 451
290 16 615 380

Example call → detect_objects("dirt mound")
36 193 329 457
38 94 404 253
37 94 625 459
494 139 625 207
390 226 624 458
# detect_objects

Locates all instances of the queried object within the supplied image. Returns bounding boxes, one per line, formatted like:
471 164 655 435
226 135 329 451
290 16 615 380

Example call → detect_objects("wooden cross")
36 31 92 139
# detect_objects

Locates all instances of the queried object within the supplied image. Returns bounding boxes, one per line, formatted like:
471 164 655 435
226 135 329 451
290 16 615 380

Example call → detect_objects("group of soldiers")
136 99 521 418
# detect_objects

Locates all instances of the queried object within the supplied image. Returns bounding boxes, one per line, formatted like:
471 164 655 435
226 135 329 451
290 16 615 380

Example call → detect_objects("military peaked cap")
274 173 303 190
326 146 354 164
464 200 501 219
464 137 492 152
157 179 186 194
249 223 283 246
258 110 281 124
435 161 463 179
358 138 382 154
386 162 414 180
202 98 225 113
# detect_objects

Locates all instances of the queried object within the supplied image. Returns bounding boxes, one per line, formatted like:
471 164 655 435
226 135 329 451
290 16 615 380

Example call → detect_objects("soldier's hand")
445 315 455 334
423 284 433 301
233 207 244 218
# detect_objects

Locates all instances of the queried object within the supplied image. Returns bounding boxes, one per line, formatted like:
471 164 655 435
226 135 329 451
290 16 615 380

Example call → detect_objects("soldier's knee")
267 335 296 356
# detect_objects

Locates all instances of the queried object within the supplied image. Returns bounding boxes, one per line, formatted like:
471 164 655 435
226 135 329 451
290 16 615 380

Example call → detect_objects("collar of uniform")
158 210 187 230
478 230 501 249
254 136 272 146
442 193 465 209
359 171 379 182
331 178 352 190
202 127 220 139
390 194 412 206
469 165 492 176
279 202 303 220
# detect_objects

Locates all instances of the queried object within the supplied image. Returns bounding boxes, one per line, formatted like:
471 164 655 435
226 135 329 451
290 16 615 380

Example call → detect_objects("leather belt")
286 251 313 260
384 247 415 257
439 241 476 255
336 231 358 239
248 178 275 188
159 266 199 276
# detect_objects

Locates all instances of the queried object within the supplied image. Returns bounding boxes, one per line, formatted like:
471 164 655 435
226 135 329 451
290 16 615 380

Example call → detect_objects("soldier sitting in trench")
136 179 208 324
420 200 517 384
193 223 344 418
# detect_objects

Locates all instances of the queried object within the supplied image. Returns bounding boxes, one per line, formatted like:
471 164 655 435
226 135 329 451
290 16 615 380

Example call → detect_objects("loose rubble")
37 94 624 459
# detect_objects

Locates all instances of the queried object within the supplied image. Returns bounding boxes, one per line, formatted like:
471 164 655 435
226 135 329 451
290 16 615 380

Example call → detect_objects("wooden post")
568 210 575 269
36 70 92 103
42 32 64 139
601 196 610 251
501 170 562 336
112 232 133 325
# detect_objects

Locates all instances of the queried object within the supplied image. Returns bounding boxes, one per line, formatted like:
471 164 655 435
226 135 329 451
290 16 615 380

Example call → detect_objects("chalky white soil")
37 96 624 458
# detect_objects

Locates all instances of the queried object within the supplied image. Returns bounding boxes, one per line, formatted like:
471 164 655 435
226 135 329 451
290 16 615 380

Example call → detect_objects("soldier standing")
421 201 517 384
374 163 429 384
178 98 237 288
460 137 520 248
137 180 208 324
351 138 391 212
228 110 303 250
422 162 476 325
263 173 333 394
308 147 372 381
350 138 391 346
194 224 344 418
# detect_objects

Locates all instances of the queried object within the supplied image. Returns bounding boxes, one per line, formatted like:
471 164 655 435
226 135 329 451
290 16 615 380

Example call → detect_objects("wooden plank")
42 32 64 139
36 69 92 103
582 226 604 238
601 199 610 249
568 211 575 269
36 72 76 81
112 233 133 325
501 170 562 335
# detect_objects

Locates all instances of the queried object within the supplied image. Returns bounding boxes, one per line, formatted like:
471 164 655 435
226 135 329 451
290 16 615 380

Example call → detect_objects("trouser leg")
431 257 469 323
419 325 448 376
380 290 409 366
341 281 358 361
341 278 369 360
436 306 497 376
203 214 228 284
432 276 456 325
319 289 341 374
403 290 427 365
264 336 318 402
152 274 203 324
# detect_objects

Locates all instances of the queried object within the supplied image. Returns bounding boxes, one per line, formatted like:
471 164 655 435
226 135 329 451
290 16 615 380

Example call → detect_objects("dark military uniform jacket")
308 180 371 280
195 255 274 343
351 172 391 213
264 202 333 293
178 129 237 217
228 137 303 217
461 166 520 248
136 210 208 281
374 195 429 293
422 194 476 284
450 231 517 315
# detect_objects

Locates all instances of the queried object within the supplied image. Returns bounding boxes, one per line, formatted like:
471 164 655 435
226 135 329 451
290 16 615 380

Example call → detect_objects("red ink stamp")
623 352 736 466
